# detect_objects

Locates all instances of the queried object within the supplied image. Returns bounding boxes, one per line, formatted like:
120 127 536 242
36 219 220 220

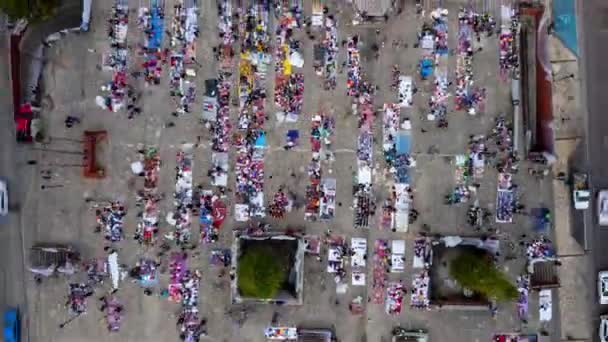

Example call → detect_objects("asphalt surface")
581 0 608 338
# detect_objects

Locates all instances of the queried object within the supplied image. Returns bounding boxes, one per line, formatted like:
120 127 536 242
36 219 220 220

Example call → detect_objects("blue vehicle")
3 308 19 342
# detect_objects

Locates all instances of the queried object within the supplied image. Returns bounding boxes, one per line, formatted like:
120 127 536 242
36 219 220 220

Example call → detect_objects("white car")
601 315 608 342
599 191 608 226
0 179 7 217
599 271 608 305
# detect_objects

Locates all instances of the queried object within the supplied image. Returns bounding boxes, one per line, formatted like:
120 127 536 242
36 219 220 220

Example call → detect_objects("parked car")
3 307 19 342
598 191 608 226
599 271 608 305
0 179 8 217
600 315 608 342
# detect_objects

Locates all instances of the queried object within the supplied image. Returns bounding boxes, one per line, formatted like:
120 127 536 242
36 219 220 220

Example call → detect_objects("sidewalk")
546 0 594 340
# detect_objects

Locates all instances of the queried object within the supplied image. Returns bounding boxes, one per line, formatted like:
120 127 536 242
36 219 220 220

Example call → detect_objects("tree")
237 245 288 299
449 250 518 302
1 0 59 22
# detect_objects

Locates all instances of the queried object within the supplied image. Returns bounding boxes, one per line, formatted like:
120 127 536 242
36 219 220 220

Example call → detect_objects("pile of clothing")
467 134 486 178
169 0 199 114
321 15 338 90
169 150 193 245
354 90 375 227
386 282 405 315
199 192 226 243
499 6 519 79
210 249 231 267
98 2 129 112
135 148 161 245
372 240 389 304
85 258 108 285
169 252 188 302
137 2 165 86
234 131 266 220
96 201 126 242
274 5 304 120
410 271 430 309
413 237 432 269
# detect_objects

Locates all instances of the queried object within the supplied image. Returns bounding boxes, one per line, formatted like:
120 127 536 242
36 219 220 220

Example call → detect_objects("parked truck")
573 173 590 210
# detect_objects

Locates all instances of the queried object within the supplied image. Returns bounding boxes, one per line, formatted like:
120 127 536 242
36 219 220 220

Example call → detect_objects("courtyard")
10 0 558 341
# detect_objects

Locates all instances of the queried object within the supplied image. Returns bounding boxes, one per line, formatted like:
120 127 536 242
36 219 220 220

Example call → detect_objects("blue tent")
148 7 164 49
255 132 266 148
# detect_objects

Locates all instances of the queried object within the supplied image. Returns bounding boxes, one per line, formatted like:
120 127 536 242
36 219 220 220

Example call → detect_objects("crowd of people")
274 4 304 121
98 3 129 112
169 0 199 115
234 3 271 221
372 240 390 304
134 147 161 245
170 149 194 245
137 2 165 86
455 8 487 115
305 112 335 221
320 15 338 90
169 252 205 341
499 7 520 79
199 191 227 244
423 9 450 127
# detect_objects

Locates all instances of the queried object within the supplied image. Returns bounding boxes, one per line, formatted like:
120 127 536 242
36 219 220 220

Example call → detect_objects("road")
0 26 30 341
582 0 608 339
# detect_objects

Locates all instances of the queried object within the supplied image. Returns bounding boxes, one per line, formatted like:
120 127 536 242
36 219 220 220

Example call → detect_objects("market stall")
413 237 433 269
372 239 389 304
210 152 229 187
103 296 123 332
319 178 336 220
265 326 298 340
499 5 519 80
411 271 430 309
351 237 367 268
398 76 413 108
96 201 126 242
385 282 405 315
199 191 226 244
167 148 193 245
390 240 405 273
134 147 161 245
98 1 130 112
137 0 165 86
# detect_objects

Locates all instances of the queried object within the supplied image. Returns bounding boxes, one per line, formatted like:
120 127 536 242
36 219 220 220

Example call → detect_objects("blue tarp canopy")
553 0 578 56
396 131 411 156
255 132 266 148
148 6 164 49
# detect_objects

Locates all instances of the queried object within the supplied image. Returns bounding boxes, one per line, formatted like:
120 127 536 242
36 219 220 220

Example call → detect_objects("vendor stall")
411 271 430 309
351 237 367 268
104 296 123 332
319 178 336 220
96 201 126 242
413 237 433 269
385 282 405 315
264 326 297 340
372 240 389 304
390 240 405 273
168 148 193 245
135 147 161 245
398 76 413 108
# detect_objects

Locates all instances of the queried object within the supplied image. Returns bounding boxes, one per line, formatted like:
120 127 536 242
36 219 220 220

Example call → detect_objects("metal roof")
353 0 392 17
